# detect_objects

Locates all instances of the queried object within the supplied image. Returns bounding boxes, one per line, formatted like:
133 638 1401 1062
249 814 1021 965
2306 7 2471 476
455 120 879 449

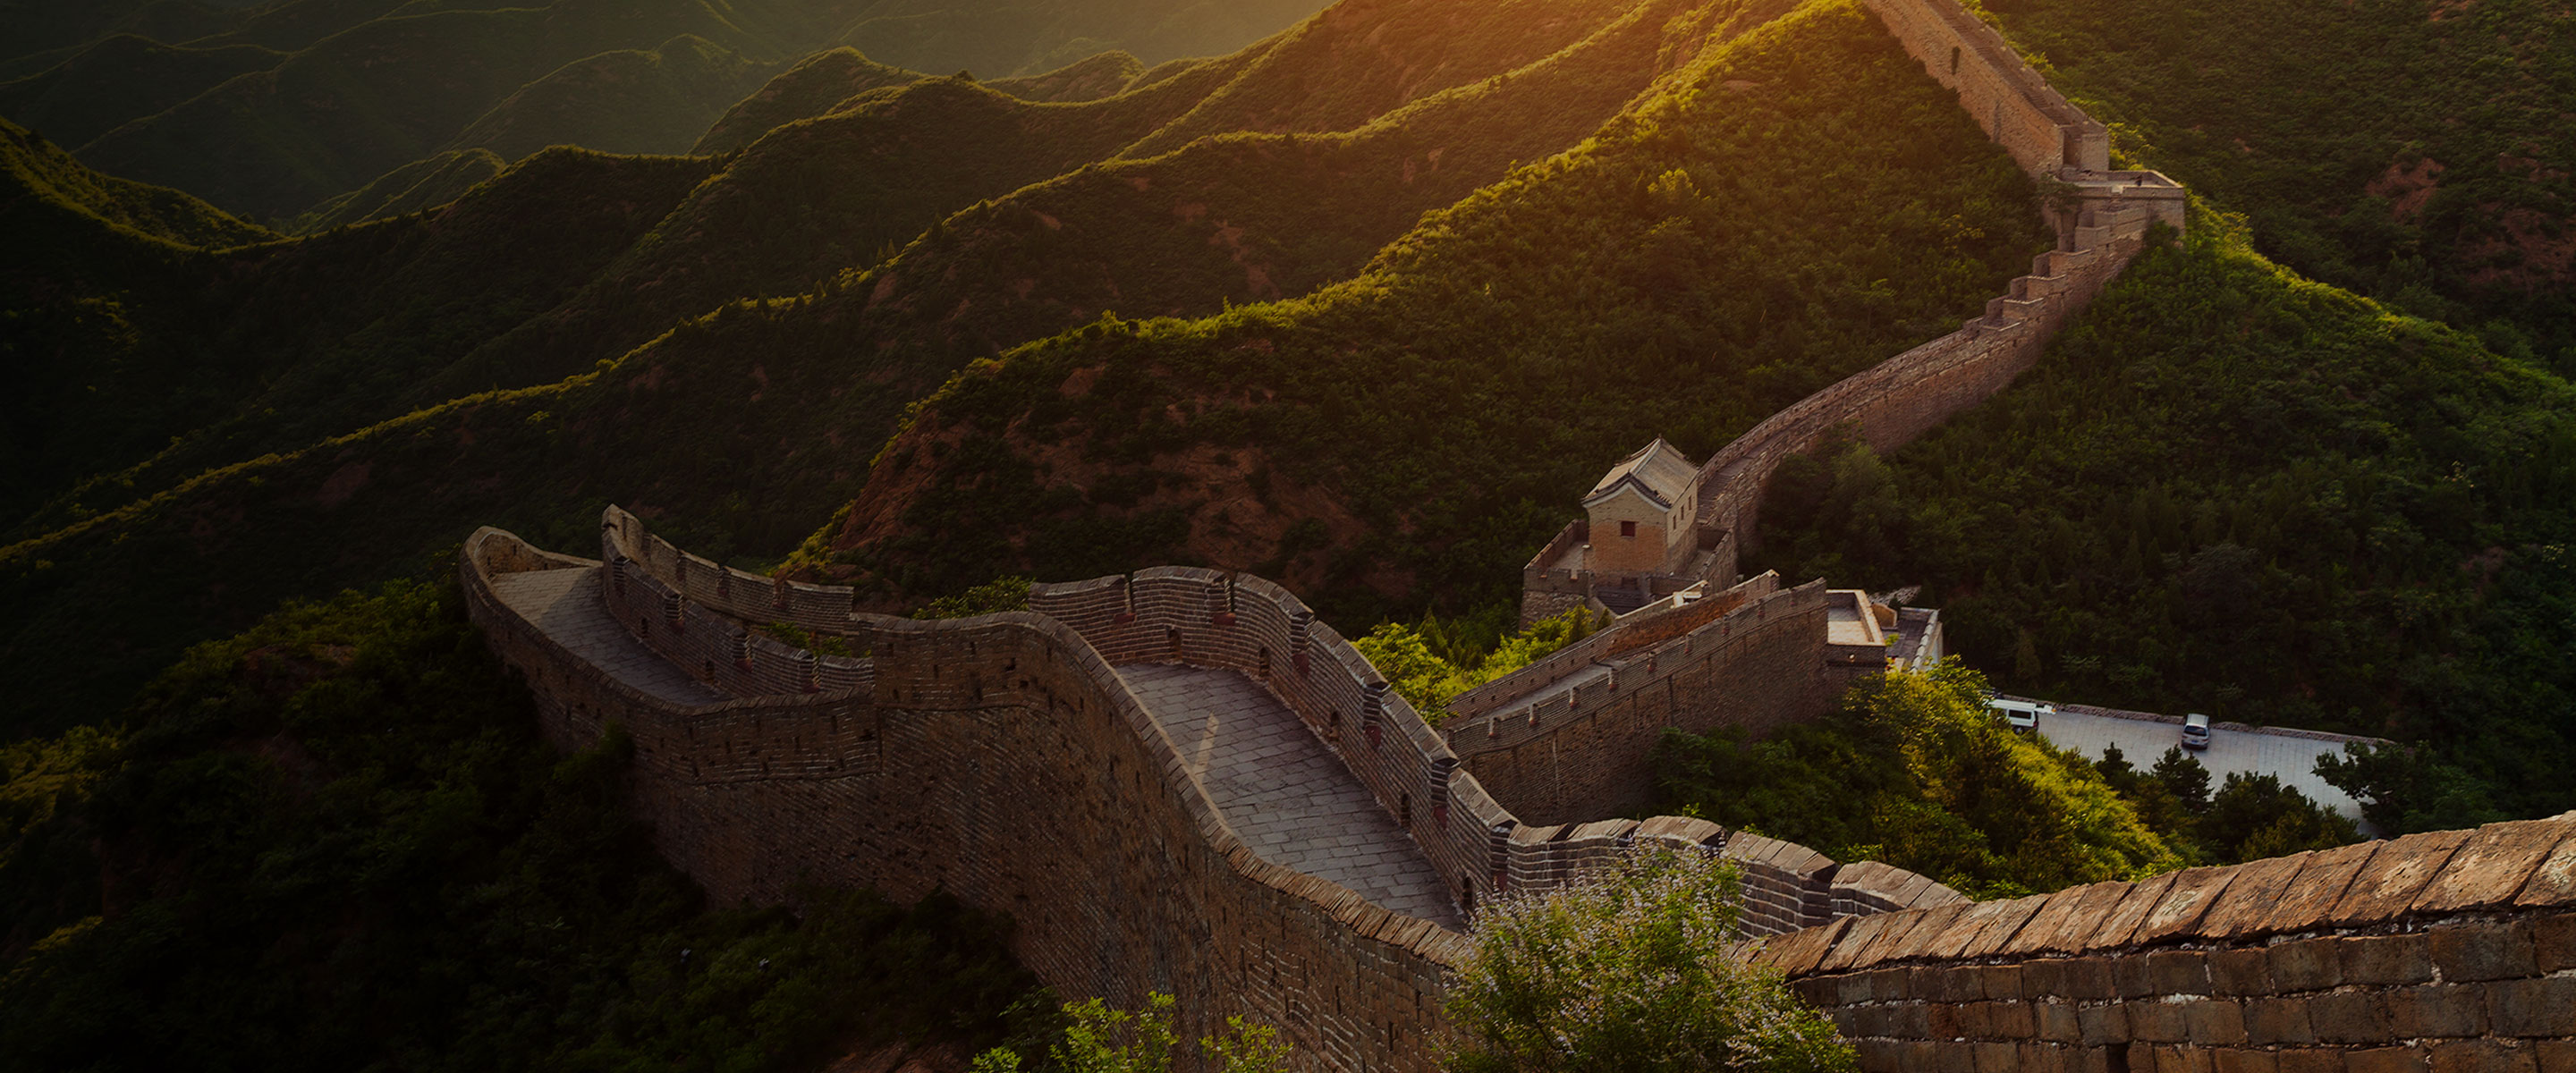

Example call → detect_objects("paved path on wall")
1118 663 1461 926
2020 702 2371 823
489 568 729 706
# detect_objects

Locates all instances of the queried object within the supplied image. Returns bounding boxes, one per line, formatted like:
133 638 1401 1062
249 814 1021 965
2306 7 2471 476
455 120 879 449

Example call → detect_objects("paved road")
1120 663 1459 926
2018 701 2372 823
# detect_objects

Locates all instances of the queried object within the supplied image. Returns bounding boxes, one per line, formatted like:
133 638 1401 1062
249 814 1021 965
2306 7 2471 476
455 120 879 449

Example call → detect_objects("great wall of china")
458 0 2576 1069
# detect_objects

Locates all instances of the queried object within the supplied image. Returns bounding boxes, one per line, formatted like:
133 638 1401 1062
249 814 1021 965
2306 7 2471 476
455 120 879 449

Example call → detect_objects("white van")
2182 713 2213 750
1988 697 2052 733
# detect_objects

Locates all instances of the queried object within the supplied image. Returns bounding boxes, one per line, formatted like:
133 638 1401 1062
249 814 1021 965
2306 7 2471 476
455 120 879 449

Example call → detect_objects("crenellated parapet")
1754 815 2576 1069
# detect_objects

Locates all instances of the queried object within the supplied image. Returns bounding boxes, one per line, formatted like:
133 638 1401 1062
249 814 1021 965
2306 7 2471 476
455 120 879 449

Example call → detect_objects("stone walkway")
1119 663 1460 926
488 567 727 706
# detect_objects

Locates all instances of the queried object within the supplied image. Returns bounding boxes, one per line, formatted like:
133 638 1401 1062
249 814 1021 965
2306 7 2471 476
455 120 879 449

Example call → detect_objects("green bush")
1445 845 1854 1073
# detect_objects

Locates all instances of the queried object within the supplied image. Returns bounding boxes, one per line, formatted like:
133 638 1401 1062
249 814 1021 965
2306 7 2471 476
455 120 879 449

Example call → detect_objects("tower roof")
1582 438 1699 511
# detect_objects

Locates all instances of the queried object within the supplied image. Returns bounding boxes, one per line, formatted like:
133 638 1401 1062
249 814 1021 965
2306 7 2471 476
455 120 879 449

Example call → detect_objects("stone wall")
465 527 1468 1072
1860 0 2107 175
1443 578 1839 826
1752 814 2576 1071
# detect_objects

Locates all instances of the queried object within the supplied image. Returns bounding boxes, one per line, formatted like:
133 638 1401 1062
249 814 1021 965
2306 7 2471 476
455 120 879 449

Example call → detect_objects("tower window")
1621 520 1638 538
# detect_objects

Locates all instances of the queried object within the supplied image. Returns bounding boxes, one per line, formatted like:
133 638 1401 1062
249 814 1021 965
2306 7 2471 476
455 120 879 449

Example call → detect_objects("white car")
1988 697 2051 733
2182 712 2213 750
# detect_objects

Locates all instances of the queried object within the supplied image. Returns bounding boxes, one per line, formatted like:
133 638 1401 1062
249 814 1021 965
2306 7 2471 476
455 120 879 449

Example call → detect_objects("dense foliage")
1749 215 2576 828
1656 664 2215 898
969 993 1292 1073
1445 846 1854 1073
817 0 2052 624
1354 607 1605 716
0 581 1037 1071
1990 0 2576 363
0 0 1733 737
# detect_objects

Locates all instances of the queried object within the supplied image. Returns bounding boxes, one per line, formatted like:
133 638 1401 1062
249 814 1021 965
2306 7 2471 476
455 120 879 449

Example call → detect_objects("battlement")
1754 815 2576 1069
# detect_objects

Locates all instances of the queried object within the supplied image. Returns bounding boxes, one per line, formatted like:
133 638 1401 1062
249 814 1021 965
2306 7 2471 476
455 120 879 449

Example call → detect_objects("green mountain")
836 0 1326 77
0 0 1824 736
70 0 838 221
439 34 785 162
1990 0 2576 362
690 46 925 155
0 33 283 147
284 146 504 232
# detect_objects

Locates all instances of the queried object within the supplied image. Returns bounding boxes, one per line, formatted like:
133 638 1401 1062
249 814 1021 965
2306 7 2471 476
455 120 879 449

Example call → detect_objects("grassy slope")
72 0 820 221
11 45 1256 535
1988 0 2576 360
283 145 504 232
985 48 1148 103
1746 215 2576 820
0 0 235 68
803 0 2051 622
0 33 283 147
440 34 784 162
7 148 716 538
0 0 1750 736
1114 0 1644 160
689 46 924 155
0 582 1038 1071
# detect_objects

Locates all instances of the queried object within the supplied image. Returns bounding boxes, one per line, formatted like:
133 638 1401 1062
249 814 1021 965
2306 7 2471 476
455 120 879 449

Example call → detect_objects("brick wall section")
467 526 1473 1072
1752 814 2576 1072
1860 0 2107 174
1441 579 1838 826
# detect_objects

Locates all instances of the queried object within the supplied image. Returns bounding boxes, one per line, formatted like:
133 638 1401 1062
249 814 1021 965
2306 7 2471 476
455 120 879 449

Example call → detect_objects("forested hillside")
0 0 1781 736
0 0 1340 228
1990 0 2576 361
801 0 2051 620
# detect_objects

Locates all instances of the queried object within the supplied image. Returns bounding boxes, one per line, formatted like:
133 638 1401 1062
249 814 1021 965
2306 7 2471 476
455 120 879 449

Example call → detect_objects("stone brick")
1984 1000 2037 1039
2094 873 2182 950
1834 972 1874 1005
2536 1041 2576 1073
2429 922 2537 983
2210 947 2273 995
2215 1051 2283 1073
2532 912 2576 972
2152 1044 2217 1073
2114 952 2160 998
1868 967 1914 1002
2036 957 2116 1001
2330 830 2473 926
2184 999 2249 1045
2078 1002 2131 1046
1975 1042 2019 1073
2246 997 2318 1045
2196 852 2314 940
2347 1048 2432 1073
2258 841 2384 934
2382 984 2487 1038
2516 826 2576 908
2148 949 2213 994
2310 990 2393 1044
2412 817 2573 914
2134 866 2242 944
2130 1001 2189 1043
2428 1041 2539 1073
1976 964 2026 1001
2000 883 2106 957
2270 936 2345 992
2036 1001 2081 1043
2487 976 2576 1036
2342 933 2435 985
2279 1050 2351 1073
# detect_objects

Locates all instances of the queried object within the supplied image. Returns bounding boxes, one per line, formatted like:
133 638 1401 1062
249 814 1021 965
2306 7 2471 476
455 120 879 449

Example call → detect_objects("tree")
970 993 1291 1073
1445 846 1855 1073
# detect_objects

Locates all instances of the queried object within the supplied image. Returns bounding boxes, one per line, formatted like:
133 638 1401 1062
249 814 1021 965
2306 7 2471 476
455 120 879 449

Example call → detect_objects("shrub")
1445 846 1855 1073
